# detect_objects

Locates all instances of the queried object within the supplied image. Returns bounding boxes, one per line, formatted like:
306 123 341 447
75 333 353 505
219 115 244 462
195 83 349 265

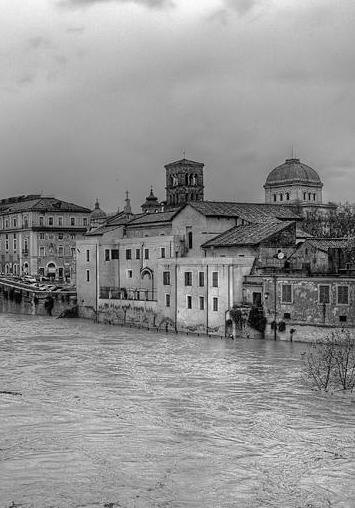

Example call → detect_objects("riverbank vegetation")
301 329 355 392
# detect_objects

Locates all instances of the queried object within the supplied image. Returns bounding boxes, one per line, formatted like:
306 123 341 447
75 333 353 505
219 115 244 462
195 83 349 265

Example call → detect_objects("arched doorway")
23 262 29 275
140 267 154 300
47 262 57 281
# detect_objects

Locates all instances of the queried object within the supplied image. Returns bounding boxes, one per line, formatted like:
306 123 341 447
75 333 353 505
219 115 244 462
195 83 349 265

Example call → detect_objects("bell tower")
165 158 204 208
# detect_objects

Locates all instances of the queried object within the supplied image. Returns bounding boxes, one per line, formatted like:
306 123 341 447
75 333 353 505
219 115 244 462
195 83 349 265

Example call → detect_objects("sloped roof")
187 201 301 222
126 209 180 227
305 238 349 252
164 158 204 168
0 196 90 214
86 211 137 236
202 220 295 248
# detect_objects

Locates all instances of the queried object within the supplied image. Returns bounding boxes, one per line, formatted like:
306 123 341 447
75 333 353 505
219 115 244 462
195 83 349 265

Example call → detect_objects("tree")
301 330 355 392
302 202 355 238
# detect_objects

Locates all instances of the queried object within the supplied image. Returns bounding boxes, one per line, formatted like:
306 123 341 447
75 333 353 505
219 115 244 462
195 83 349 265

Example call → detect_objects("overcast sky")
1 0 355 212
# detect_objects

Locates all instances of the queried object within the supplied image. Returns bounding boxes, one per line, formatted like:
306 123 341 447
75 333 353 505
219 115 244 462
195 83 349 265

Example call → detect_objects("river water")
0 314 354 508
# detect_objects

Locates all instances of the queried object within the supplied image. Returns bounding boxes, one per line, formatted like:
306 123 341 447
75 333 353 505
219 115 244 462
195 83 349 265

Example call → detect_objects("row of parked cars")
1 274 76 293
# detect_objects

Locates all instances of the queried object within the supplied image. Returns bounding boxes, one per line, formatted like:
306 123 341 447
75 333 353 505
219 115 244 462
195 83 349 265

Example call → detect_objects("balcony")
100 286 156 301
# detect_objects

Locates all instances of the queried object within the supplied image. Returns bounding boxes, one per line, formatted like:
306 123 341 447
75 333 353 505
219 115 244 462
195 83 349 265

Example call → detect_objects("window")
213 297 218 311
71 247 76 257
279 194 283 201
39 246 45 257
135 249 140 260
24 238 28 253
70 234 75 240
86 250 90 262
48 217 53 226
83 218 88 227
126 249 132 260
273 194 277 202
70 217 75 226
212 271 218 287
313 193 316 201
188 231 193 249
199 296 205 310
284 312 291 319
199 272 205 287
23 216 28 228
187 295 192 309
319 285 330 304
144 248 149 260
163 271 170 285
111 249 119 260
165 294 170 307
5 234 9 251
39 217 44 226
105 249 110 261
128 270 133 278
184 271 192 286
39 233 45 240
337 286 349 305
308 193 311 200
339 315 347 323
58 233 63 240
58 216 63 226
281 284 292 303
12 218 17 227
58 246 64 257
303 192 306 200
161 247 166 258
13 234 17 251
286 193 290 201
86 270 90 282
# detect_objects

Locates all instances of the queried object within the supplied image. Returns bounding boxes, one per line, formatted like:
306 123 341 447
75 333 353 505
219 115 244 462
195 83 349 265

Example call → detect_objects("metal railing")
100 286 156 301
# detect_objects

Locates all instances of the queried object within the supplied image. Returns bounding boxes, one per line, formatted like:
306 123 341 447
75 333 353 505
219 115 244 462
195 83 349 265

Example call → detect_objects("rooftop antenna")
291 144 294 158
183 150 186 159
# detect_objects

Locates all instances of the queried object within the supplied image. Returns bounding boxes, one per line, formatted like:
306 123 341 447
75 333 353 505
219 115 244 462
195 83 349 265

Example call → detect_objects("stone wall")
0 284 77 317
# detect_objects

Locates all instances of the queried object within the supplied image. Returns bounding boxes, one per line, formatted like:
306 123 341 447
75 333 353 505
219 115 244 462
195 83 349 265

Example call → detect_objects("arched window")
280 194 283 201
286 193 290 201
313 193 316 201
273 194 277 202
185 174 189 186
308 193 311 200
303 192 306 200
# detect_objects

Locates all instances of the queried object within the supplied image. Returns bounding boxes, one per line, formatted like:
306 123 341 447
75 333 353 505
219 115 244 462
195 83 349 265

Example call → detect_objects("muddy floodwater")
0 313 354 508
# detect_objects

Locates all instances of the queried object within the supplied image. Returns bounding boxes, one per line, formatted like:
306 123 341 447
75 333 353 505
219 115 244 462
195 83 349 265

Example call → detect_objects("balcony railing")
100 286 156 301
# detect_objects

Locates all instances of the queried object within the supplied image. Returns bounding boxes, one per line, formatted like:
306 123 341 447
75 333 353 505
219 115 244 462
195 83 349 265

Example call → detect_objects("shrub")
301 329 355 392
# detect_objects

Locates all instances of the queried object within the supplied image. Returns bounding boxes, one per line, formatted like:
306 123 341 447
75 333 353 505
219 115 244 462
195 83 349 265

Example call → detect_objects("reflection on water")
0 313 354 508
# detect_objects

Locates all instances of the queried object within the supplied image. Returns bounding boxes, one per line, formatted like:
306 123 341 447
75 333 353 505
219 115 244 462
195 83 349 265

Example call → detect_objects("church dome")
90 199 106 220
265 158 322 187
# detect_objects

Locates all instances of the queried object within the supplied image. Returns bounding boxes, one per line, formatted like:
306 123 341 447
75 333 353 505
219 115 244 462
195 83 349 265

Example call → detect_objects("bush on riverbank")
301 329 355 392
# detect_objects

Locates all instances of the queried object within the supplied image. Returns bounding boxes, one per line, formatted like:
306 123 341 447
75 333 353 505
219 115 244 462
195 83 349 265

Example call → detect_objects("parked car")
23 276 37 283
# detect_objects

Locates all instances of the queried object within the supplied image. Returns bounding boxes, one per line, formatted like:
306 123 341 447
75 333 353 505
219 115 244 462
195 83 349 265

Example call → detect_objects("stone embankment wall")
264 322 355 343
0 283 77 317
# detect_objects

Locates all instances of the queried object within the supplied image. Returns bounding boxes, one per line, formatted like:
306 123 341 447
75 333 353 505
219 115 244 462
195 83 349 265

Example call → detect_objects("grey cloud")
66 26 85 34
224 0 258 15
28 36 53 50
60 0 172 8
